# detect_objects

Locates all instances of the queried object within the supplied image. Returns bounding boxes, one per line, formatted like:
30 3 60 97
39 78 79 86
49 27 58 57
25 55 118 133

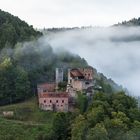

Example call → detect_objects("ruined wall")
68 69 72 84
80 67 94 80
38 91 69 112
67 67 94 95
71 80 93 91
37 83 56 93
71 80 84 91
82 80 94 89
39 96 68 112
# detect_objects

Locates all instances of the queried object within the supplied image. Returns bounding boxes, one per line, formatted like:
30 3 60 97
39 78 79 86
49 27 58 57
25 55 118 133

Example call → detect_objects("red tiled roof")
70 69 84 77
39 92 69 98
37 83 56 92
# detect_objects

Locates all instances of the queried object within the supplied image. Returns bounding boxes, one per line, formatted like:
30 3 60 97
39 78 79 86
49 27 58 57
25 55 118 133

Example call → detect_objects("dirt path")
0 117 45 126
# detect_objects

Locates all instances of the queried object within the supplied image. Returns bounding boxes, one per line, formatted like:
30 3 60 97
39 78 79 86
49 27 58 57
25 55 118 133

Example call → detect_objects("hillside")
0 92 140 140
0 98 54 140
0 9 42 49
0 97 54 123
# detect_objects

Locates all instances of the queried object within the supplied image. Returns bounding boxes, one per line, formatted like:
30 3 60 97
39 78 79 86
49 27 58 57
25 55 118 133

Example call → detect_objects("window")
50 100 52 103
43 89 47 92
56 100 58 103
62 100 64 103
85 82 89 85
88 74 90 76
44 100 46 103
61 105 63 107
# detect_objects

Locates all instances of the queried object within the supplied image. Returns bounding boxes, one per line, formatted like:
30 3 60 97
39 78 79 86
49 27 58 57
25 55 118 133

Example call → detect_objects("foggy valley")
1 1 140 139
45 26 140 96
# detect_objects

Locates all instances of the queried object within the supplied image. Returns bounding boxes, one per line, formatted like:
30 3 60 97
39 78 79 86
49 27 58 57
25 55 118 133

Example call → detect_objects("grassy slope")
0 98 54 140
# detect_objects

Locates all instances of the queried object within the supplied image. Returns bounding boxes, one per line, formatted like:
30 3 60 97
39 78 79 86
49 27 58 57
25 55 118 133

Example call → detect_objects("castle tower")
68 68 71 84
56 68 63 84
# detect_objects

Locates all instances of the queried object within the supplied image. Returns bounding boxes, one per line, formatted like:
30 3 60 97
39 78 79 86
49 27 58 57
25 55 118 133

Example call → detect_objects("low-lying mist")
45 26 140 96
0 37 87 83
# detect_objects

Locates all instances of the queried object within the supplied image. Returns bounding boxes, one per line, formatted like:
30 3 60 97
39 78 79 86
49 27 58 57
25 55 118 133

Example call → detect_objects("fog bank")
45 27 140 96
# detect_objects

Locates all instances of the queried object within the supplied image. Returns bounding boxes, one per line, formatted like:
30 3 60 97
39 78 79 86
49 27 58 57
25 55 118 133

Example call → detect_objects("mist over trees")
0 37 88 105
0 9 88 105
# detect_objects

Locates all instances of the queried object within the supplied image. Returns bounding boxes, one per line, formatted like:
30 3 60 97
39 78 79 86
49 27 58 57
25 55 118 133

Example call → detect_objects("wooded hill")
0 9 42 49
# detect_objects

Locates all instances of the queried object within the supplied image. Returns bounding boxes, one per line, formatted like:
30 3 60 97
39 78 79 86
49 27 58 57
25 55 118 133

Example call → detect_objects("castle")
67 67 94 97
37 67 94 112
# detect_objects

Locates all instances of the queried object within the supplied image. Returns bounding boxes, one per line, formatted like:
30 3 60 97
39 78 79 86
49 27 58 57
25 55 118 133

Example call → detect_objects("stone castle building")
37 82 68 112
37 67 94 112
67 67 94 97
38 90 68 112
37 68 68 112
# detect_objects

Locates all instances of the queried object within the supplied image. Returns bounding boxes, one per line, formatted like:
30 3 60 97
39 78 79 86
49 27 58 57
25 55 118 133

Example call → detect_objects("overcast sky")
1 0 140 28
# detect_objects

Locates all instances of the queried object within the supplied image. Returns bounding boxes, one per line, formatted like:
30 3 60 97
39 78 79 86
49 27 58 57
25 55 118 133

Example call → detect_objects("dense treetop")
70 91 140 140
0 9 42 49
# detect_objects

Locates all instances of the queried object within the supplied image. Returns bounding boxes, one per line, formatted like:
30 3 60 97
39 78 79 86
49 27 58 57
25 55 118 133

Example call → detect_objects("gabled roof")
70 69 84 78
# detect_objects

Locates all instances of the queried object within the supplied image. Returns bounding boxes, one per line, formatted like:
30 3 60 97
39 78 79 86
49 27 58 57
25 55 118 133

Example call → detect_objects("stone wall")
38 91 69 112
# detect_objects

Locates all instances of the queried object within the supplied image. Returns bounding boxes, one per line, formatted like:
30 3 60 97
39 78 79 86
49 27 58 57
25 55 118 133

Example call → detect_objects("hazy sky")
1 0 140 28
